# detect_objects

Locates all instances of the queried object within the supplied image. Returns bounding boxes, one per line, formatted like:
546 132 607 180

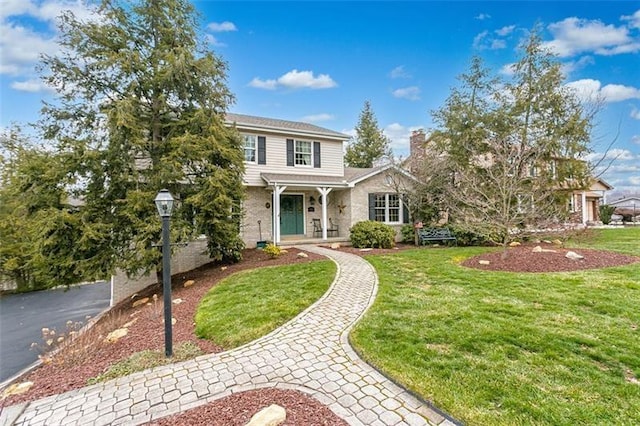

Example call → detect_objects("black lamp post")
154 189 174 357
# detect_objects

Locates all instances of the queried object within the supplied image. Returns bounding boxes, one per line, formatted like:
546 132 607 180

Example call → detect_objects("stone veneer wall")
110 237 212 306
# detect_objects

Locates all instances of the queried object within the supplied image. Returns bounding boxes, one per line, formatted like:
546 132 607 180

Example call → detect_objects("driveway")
0 281 111 383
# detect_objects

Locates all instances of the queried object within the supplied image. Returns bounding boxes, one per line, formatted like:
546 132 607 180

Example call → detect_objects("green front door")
280 194 304 235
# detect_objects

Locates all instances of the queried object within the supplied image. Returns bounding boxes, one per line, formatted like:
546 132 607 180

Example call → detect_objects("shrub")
350 221 396 249
448 225 491 247
262 243 282 258
599 204 616 224
401 224 415 244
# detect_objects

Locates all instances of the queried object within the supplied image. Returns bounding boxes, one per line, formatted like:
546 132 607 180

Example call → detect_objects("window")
372 193 401 223
243 134 256 162
568 194 576 212
295 140 312 166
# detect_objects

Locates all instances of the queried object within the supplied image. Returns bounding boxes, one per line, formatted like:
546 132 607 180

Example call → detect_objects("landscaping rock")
359 248 372 252
105 328 128 343
221 266 228 271
479 260 491 265
131 297 149 308
2 382 33 398
565 251 584 261
330 243 341 249
532 246 543 253
183 280 195 288
245 404 286 426
296 252 309 258
509 241 521 247
543 240 552 244
552 239 563 246
172 298 183 305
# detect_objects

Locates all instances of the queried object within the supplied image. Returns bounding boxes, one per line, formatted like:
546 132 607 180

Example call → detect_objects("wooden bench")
418 227 457 245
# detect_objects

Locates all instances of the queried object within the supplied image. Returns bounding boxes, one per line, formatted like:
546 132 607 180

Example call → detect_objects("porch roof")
261 172 350 188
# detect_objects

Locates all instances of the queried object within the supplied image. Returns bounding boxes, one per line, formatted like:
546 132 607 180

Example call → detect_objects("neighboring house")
226 113 412 247
407 129 613 226
607 196 640 221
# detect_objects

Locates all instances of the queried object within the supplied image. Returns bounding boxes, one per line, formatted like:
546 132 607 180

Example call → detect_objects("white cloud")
475 13 491 20
10 78 55 93
249 69 337 90
495 25 515 36
390 65 410 79
490 39 506 49
621 10 640 29
206 34 225 47
561 55 594 77
383 123 425 156
472 30 489 49
392 86 420 101
586 148 636 162
544 17 640 57
473 30 507 50
0 22 58 75
632 135 640 145
565 79 640 103
630 108 640 120
499 63 516 76
207 21 237 32
301 113 334 123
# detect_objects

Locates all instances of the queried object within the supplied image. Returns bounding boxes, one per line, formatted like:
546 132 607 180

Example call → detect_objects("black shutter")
402 194 409 223
258 136 266 164
286 139 294 166
368 193 376 220
313 141 321 168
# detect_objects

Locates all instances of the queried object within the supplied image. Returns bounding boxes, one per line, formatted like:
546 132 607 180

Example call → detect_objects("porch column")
581 191 587 225
273 185 287 244
316 187 332 240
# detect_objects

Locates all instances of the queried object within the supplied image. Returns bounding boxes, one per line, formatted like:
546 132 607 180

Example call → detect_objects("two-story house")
227 113 412 247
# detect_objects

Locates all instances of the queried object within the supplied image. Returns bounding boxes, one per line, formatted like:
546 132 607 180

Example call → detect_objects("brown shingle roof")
226 113 350 140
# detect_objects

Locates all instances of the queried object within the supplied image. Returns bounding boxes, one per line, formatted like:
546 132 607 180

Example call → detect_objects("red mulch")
148 388 348 426
462 243 640 272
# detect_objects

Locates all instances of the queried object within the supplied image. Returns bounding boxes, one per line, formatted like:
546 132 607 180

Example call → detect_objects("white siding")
242 131 345 186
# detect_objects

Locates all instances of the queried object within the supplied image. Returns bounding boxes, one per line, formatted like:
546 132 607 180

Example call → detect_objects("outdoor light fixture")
155 189 174 357
154 189 174 217
309 196 316 206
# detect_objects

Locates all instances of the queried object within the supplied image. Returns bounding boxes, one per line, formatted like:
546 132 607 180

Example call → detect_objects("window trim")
242 134 257 163
372 193 402 224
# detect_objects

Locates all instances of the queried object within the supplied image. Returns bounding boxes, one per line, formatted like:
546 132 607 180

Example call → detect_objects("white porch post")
581 191 588 225
273 185 287 244
317 187 332 240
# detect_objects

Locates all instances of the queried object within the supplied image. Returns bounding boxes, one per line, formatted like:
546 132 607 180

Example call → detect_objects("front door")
280 194 304 235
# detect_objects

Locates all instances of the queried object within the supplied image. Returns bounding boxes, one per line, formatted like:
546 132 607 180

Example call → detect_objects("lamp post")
154 189 174 357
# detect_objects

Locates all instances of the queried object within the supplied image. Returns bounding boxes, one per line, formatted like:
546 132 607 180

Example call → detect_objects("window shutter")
368 193 376 220
286 139 294 166
258 136 266 164
402 194 409 223
313 141 321 168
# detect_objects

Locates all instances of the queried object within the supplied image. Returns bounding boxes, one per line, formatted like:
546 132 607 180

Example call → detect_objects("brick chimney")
409 129 426 168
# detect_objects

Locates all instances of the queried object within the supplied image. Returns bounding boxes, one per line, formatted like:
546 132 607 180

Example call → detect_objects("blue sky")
1 1 639 196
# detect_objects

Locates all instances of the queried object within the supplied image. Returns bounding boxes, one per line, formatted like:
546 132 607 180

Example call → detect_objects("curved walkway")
2 246 455 426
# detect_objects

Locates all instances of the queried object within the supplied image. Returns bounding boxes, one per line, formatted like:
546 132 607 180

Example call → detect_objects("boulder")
105 328 128 343
508 241 521 247
296 252 309 258
330 243 341 249
532 246 543 253
183 280 195 288
478 260 491 265
565 251 584 261
245 404 286 426
132 297 149 308
2 381 33 398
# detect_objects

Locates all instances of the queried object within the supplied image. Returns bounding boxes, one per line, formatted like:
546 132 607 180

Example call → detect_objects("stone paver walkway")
2 246 456 426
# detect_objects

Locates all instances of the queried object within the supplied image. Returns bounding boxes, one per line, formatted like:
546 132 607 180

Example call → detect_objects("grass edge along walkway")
351 228 640 425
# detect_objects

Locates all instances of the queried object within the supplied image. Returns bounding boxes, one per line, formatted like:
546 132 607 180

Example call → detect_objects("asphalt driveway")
0 281 111 383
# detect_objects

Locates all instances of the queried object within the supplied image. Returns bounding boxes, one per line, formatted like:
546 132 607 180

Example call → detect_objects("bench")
418 227 457 245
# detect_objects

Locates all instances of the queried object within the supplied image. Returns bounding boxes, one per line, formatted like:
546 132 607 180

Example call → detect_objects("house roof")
608 196 640 206
226 113 350 141
260 164 418 188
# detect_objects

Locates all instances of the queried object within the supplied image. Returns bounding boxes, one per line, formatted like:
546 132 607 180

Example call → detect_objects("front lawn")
351 228 640 425
195 260 336 348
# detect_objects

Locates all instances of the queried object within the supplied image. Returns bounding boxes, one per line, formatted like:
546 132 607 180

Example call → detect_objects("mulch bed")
462 244 640 272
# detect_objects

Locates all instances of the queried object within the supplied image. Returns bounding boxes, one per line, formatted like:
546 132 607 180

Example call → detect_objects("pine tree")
344 101 391 168
38 0 245 281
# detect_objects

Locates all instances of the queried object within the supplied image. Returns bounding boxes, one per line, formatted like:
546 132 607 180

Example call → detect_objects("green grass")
195 260 336 348
351 228 640 425
87 342 203 384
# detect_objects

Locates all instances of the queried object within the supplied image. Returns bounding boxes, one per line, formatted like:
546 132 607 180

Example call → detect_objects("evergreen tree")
38 0 245 282
429 28 593 253
344 101 391 168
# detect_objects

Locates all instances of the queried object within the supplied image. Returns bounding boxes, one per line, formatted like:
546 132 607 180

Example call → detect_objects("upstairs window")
295 140 312 166
243 134 256 162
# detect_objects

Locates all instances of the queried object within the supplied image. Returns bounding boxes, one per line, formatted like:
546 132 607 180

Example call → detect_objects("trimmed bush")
350 221 396 249
401 224 415 244
599 204 616 224
448 225 491 247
